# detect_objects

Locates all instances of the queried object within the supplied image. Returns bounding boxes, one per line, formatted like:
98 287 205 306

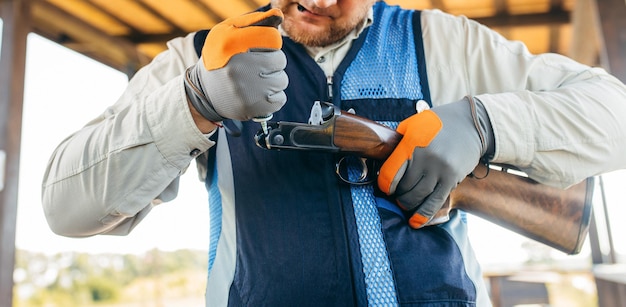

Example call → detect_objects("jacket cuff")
144 75 215 171
475 93 534 167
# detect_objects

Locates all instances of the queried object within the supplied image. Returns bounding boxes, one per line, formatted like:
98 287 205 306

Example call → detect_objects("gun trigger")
308 101 323 125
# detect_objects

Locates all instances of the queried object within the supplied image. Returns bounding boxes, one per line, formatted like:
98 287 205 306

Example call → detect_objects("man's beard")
272 2 369 47
282 18 357 47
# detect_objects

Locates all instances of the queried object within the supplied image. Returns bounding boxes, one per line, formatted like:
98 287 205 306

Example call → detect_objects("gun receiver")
254 102 593 255
255 101 401 159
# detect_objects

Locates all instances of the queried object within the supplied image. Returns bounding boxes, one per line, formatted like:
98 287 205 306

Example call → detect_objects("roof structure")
27 0 587 74
1 0 625 306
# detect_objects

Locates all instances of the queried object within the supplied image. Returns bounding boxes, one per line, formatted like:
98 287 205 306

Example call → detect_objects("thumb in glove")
202 8 284 70
185 9 288 123
378 96 494 228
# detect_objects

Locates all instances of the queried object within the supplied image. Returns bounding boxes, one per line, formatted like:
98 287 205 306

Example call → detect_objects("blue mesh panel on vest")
348 166 398 306
348 120 401 306
207 167 222 274
341 4 425 306
341 6 422 101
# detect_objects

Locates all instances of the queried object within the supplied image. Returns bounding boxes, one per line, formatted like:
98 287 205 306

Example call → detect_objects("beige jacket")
42 9 626 238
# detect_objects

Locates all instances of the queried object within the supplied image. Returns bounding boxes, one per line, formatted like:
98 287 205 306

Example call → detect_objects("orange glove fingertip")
408 213 429 229
202 9 284 70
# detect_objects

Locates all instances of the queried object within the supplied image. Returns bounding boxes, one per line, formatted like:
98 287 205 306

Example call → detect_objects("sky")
3 20 625 267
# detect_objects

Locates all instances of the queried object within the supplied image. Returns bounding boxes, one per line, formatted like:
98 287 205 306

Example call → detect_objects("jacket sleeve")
41 33 215 237
421 9 626 188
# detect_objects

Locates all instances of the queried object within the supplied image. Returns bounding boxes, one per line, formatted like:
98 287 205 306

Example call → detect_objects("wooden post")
596 0 626 83
581 2 626 306
0 0 30 305
570 0 601 66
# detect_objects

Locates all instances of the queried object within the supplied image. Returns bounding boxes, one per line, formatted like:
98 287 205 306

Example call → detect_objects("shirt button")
189 148 201 157
317 56 326 63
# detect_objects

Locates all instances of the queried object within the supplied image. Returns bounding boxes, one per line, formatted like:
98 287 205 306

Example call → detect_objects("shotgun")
254 102 594 255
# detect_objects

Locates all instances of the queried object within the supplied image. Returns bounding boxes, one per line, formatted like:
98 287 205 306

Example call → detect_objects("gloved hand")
184 9 288 123
378 96 494 229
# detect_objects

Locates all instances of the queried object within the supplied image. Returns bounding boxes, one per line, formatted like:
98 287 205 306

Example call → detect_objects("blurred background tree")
13 249 207 307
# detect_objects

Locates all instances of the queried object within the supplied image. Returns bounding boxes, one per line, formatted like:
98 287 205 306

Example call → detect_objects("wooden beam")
190 0 227 23
550 0 564 11
134 0 186 34
474 10 570 28
430 0 447 11
30 0 150 76
87 0 153 40
0 0 30 305
595 0 626 83
493 0 507 15
122 32 188 44
548 24 561 54
240 0 264 11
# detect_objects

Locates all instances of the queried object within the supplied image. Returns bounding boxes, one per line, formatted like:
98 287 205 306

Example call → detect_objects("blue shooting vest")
202 3 479 306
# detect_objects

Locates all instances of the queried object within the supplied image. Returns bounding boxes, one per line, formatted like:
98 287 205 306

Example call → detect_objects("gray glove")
378 96 495 228
184 9 288 122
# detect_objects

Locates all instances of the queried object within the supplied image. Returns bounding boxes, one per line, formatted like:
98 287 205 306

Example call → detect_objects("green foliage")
13 249 208 306
85 276 121 302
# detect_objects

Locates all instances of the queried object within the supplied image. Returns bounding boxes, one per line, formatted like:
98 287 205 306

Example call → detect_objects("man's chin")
283 24 332 47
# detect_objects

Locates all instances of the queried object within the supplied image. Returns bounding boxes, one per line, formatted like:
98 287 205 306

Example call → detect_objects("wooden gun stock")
333 111 594 255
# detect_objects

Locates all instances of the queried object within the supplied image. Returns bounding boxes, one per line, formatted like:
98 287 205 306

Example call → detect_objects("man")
42 0 626 306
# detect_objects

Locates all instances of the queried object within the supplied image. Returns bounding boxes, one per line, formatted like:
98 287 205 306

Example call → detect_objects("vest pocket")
377 209 478 306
